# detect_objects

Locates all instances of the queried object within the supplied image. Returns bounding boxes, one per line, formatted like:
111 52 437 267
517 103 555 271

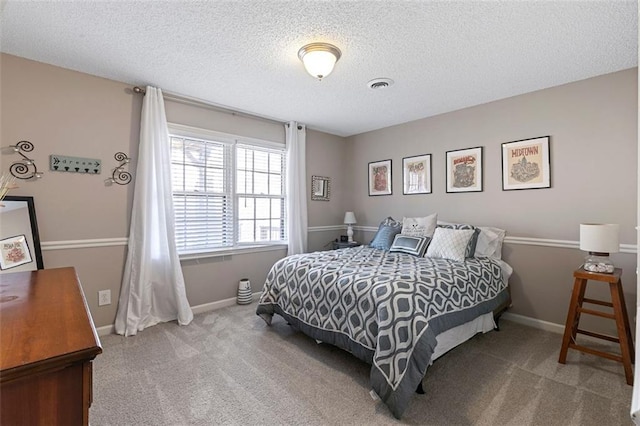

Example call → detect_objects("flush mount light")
297 42 342 80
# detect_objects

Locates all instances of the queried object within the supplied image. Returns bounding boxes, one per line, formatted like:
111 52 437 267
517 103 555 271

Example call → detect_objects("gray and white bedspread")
256 246 509 418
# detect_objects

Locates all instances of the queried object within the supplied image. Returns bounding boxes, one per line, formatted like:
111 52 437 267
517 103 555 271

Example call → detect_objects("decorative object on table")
445 147 482 193
311 175 330 201
368 159 392 196
105 152 132 186
501 136 551 191
0 195 44 273
402 154 431 195
579 223 619 273
340 235 348 243
0 172 17 204
0 234 32 270
237 278 252 305
50 154 101 174
7 140 43 180
344 211 357 243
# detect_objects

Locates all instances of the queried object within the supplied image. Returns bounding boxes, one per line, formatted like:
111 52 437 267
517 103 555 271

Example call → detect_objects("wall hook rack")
9 140 42 180
105 152 132 186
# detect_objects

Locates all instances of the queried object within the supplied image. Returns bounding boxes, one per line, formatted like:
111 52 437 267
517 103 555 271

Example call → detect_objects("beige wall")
347 68 638 335
2 52 636 336
0 53 347 328
306 129 350 251
1 54 137 328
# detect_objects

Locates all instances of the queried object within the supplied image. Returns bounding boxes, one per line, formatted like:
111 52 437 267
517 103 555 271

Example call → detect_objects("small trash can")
237 278 252 305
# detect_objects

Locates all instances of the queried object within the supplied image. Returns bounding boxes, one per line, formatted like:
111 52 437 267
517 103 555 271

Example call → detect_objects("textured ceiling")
1 1 637 137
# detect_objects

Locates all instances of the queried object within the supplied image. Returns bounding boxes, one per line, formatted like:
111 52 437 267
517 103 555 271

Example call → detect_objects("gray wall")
346 68 638 334
0 53 347 328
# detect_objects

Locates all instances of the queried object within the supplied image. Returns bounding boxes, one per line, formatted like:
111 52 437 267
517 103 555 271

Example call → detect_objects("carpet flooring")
92 302 633 425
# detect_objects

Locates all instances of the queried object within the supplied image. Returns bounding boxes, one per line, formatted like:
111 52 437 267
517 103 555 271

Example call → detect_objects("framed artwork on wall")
311 175 330 201
368 159 392 196
445 147 483 193
501 136 551 191
402 154 431 195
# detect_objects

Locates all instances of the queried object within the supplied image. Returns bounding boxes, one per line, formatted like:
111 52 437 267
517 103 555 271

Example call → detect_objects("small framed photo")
368 159 392 196
502 136 551 191
403 154 432 195
446 147 483 193
0 234 33 270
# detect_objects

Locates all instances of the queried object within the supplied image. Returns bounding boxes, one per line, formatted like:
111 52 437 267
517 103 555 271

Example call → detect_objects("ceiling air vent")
367 78 394 90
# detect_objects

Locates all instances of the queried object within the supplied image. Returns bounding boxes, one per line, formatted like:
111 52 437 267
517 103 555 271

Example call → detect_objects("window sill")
179 243 288 261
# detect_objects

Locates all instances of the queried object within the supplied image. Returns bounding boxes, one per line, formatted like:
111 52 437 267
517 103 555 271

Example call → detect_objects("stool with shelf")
558 266 634 385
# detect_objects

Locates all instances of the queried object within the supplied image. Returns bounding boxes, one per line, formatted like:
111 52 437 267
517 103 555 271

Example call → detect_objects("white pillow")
425 228 474 262
401 213 437 238
474 227 506 259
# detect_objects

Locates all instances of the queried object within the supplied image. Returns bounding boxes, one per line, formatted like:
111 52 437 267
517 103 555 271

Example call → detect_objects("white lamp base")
347 225 354 243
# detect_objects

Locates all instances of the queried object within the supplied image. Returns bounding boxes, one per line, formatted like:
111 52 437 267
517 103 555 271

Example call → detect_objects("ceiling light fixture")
298 42 342 80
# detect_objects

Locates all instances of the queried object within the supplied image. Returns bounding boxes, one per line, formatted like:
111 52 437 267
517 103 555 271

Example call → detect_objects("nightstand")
332 241 361 250
558 267 634 385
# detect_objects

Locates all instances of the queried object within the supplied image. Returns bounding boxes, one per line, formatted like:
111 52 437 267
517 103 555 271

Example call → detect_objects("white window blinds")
170 132 286 254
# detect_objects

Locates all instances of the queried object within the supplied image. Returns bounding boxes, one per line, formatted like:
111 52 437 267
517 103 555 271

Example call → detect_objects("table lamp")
344 211 357 243
579 223 619 274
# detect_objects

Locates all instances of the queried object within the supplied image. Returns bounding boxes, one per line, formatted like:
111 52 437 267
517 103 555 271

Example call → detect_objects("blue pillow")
389 235 431 257
437 223 480 258
369 217 402 250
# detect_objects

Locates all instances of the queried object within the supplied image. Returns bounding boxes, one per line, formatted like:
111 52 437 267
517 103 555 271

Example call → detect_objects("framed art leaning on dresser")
0 195 44 273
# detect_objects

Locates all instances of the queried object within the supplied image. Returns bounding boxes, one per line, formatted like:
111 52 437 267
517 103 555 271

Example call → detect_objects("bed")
256 220 511 418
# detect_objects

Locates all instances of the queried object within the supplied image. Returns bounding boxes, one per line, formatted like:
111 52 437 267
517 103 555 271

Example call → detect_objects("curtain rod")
132 86 286 127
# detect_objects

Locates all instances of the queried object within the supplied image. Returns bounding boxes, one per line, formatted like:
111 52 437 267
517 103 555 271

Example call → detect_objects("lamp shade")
344 211 357 225
579 223 620 254
298 43 341 80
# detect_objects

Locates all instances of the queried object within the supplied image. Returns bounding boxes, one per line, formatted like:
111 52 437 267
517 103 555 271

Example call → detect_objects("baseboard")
190 292 262 315
96 291 262 337
96 324 115 337
501 312 565 334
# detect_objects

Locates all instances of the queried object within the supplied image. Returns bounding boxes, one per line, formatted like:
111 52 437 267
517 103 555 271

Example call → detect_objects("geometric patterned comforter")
256 246 509 419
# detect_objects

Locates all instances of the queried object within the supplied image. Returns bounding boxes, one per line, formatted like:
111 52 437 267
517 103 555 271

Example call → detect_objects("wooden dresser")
0 267 102 425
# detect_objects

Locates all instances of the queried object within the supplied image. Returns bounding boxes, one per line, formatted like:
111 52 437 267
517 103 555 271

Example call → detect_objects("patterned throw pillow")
369 217 403 250
389 235 431 257
425 228 475 262
437 223 480 258
401 213 437 238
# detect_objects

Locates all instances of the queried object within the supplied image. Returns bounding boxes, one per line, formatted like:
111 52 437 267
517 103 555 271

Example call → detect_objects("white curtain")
115 86 193 336
286 121 307 255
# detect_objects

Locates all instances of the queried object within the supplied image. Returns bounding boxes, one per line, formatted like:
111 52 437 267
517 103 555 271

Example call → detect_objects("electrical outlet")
98 290 111 306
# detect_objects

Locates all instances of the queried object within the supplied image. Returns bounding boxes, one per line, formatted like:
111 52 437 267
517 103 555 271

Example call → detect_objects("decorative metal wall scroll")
50 155 101 174
105 152 132 185
9 141 42 180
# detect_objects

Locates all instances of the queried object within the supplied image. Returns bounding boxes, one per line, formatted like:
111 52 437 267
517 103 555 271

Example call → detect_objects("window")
170 128 286 255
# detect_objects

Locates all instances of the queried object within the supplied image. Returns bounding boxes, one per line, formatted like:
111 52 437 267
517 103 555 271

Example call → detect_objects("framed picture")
0 234 33 270
0 195 44 274
502 136 551 191
403 154 432 195
446 147 483 193
368 159 392 196
311 175 330 201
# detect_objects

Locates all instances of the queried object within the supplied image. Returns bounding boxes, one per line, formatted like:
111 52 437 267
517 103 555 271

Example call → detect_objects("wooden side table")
558 267 634 385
